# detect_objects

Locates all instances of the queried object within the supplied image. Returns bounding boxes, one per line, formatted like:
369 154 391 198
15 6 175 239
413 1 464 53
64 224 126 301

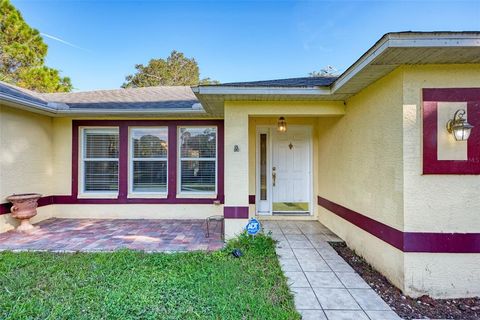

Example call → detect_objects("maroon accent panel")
118 123 129 200
71 123 79 197
423 88 480 174
248 195 255 204
167 125 177 201
0 202 10 214
317 196 404 251
318 196 480 253
224 206 249 219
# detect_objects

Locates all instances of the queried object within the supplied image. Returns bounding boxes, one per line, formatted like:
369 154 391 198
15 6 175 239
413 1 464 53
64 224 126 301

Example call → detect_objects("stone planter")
6 193 42 232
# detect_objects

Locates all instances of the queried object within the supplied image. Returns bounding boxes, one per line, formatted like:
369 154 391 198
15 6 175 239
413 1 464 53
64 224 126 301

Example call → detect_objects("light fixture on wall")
446 109 474 141
277 117 287 133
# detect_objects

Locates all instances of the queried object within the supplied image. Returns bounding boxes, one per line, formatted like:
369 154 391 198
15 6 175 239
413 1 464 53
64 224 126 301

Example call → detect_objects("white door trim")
255 125 313 216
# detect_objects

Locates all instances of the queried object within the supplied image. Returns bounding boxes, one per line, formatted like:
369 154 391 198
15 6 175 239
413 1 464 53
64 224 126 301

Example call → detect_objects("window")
130 127 168 194
81 128 119 193
178 127 217 194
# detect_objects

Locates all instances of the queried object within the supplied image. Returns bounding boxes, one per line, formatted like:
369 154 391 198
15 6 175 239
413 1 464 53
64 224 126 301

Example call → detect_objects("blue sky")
12 0 480 91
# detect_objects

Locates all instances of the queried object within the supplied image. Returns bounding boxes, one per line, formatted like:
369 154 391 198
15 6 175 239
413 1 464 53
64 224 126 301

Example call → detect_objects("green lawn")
0 233 299 320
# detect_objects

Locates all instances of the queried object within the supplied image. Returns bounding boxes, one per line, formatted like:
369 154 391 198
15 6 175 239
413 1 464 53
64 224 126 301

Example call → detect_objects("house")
0 31 479 299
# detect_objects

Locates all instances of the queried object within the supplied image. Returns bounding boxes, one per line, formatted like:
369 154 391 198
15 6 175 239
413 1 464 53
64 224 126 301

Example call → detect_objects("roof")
0 81 201 115
194 31 480 115
43 86 198 110
218 76 337 88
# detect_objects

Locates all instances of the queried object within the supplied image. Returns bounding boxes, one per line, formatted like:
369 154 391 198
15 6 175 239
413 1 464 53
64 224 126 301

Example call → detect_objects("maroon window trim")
71 120 224 204
423 88 480 174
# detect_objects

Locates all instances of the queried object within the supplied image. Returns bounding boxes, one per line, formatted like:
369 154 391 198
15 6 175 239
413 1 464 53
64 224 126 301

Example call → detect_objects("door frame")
255 125 314 216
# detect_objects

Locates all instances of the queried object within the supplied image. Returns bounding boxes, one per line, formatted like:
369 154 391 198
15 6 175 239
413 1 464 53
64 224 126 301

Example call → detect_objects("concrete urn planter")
6 193 42 232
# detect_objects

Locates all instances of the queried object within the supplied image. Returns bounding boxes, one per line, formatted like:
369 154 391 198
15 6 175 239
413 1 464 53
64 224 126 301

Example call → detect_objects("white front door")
272 126 311 214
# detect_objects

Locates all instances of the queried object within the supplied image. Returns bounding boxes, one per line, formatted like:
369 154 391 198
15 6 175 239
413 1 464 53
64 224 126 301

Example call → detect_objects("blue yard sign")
246 218 261 236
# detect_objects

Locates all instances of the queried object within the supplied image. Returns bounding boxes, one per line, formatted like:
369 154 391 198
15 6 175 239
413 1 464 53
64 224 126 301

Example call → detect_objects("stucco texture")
402 64 480 298
0 105 56 231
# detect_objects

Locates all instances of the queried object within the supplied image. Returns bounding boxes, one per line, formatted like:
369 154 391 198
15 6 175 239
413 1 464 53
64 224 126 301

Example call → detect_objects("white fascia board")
55 108 206 115
331 33 480 93
194 86 332 96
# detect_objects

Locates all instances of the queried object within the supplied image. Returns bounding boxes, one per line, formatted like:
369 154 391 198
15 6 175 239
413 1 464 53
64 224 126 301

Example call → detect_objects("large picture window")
178 127 217 194
81 128 119 193
130 127 168 194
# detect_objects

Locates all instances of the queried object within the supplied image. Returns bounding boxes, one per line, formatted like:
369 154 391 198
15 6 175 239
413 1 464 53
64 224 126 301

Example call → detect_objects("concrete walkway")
262 220 401 320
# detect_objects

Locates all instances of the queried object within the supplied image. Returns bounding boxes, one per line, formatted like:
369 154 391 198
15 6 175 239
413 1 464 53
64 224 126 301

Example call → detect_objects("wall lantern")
446 109 474 141
277 117 287 133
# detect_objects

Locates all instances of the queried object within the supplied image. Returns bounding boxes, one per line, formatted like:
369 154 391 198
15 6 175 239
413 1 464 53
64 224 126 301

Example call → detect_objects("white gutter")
0 93 56 115
1 93 206 116
193 86 331 96
54 108 206 115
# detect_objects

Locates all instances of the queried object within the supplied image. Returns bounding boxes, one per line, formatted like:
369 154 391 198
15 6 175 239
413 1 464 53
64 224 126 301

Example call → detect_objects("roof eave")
192 86 332 96
331 32 480 93
0 93 56 116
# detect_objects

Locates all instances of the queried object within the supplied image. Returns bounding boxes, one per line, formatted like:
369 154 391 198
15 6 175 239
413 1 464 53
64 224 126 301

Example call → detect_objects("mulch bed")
329 242 480 320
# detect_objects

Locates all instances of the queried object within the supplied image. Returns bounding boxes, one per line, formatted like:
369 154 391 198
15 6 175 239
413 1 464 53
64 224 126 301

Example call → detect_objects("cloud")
40 33 90 52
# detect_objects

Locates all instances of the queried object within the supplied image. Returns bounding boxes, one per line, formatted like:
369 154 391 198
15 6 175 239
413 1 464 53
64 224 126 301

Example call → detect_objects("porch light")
277 117 287 133
446 109 474 141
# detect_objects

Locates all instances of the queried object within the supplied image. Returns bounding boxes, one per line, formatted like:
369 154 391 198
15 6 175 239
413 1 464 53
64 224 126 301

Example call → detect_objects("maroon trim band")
224 206 249 219
318 196 480 253
0 195 222 215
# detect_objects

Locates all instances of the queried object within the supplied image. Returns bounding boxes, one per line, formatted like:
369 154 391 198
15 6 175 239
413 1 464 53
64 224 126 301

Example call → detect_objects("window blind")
131 128 168 193
83 128 119 192
179 127 217 193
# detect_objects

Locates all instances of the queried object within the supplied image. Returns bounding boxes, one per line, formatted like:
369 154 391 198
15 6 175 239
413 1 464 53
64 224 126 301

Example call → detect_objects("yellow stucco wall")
402 64 480 233
401 64 480 298
316 68 405 290
0 105 56 231
316 65 480 298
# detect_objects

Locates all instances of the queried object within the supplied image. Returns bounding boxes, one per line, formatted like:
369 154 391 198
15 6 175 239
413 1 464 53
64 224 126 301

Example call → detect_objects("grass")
0 233 299 320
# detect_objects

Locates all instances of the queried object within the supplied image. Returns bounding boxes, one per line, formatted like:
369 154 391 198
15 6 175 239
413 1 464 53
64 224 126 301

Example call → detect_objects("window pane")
132 128 168 158
84 129 118 158
133 161 167 192
260 133 267 200
180 127 216 158
180 160 215 192
84 161 118 191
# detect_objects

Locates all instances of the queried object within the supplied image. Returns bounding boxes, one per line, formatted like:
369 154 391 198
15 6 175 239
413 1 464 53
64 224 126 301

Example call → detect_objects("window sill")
176 193 217 199
127 193 168 199
77 193 118 199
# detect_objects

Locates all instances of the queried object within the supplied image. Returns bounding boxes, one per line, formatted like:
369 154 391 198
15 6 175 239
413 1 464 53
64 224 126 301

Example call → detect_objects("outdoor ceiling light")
277 117 287 133
446 109 474 141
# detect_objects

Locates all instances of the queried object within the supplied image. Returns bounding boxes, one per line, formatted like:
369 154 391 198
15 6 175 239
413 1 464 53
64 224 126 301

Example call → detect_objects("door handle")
272 167 276 187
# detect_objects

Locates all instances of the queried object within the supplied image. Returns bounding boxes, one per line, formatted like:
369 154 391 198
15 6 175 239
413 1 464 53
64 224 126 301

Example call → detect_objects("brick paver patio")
0 218 224 252
262 220 401 320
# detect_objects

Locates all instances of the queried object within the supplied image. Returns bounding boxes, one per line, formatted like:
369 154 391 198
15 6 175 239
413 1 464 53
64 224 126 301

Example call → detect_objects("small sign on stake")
245 218 261 238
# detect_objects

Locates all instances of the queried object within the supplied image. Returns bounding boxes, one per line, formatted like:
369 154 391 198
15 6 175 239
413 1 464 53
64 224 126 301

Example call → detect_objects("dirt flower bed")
330 242 480 320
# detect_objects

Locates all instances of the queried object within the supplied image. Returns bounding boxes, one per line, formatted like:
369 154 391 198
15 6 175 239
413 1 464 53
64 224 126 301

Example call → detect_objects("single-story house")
0 31 479 299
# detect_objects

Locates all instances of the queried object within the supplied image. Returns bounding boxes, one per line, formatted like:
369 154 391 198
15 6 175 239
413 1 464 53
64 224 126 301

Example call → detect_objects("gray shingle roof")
42 86 199 110
217 76 337 87
0 81 200 111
